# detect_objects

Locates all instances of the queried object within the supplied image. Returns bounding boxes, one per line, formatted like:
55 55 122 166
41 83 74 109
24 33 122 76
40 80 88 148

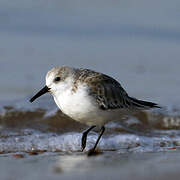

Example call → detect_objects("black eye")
54 77 61 82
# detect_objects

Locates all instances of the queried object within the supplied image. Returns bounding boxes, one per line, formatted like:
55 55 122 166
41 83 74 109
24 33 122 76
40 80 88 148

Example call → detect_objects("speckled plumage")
73 68 129 110
48 66 158 111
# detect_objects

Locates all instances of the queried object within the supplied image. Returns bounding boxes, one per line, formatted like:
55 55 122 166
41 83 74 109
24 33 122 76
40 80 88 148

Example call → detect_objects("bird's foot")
87 148 102 156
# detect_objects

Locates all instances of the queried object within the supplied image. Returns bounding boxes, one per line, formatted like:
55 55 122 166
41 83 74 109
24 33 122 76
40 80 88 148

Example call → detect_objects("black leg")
91 126 105 152
81 126 96 151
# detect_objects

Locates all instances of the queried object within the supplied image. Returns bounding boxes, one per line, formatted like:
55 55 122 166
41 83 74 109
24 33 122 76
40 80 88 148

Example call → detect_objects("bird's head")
30 66 74 102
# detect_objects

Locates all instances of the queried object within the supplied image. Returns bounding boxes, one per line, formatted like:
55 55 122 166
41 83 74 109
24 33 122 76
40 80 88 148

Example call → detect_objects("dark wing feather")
84 73 131 110
76 68 160 110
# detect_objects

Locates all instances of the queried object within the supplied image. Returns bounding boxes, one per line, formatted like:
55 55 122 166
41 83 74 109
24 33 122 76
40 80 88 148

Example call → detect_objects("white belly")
53 85 122 126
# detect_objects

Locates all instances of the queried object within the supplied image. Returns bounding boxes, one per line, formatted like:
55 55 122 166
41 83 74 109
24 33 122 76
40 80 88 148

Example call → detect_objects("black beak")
30 85 50 103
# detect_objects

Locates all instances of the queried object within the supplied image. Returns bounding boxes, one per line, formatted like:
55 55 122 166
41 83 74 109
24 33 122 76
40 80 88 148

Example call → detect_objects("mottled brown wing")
75 68 159 110
84 73 131 110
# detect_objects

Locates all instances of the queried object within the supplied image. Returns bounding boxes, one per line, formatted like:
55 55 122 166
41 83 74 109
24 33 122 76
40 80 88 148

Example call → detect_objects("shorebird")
30 66 159 154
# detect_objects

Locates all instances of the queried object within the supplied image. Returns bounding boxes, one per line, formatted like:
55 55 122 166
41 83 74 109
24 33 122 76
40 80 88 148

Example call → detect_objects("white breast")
53 84 98 122
53 84 124 126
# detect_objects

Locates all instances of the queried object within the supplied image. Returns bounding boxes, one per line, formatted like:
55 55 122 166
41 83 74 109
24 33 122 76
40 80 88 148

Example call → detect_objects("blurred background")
0 0 180 105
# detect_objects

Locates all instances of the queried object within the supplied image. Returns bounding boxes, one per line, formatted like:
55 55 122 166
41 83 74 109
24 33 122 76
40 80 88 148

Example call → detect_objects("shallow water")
0 97 180 153
0 0 180 155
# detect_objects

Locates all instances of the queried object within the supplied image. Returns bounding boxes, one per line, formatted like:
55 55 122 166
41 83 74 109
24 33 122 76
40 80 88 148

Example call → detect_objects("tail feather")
128 96 160 109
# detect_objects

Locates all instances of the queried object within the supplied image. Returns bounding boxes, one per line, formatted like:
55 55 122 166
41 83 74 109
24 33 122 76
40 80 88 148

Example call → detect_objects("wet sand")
1 151 180 180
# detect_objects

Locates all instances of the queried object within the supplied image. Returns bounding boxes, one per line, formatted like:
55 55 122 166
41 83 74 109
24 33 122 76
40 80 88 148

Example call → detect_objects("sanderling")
30 66 160 154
